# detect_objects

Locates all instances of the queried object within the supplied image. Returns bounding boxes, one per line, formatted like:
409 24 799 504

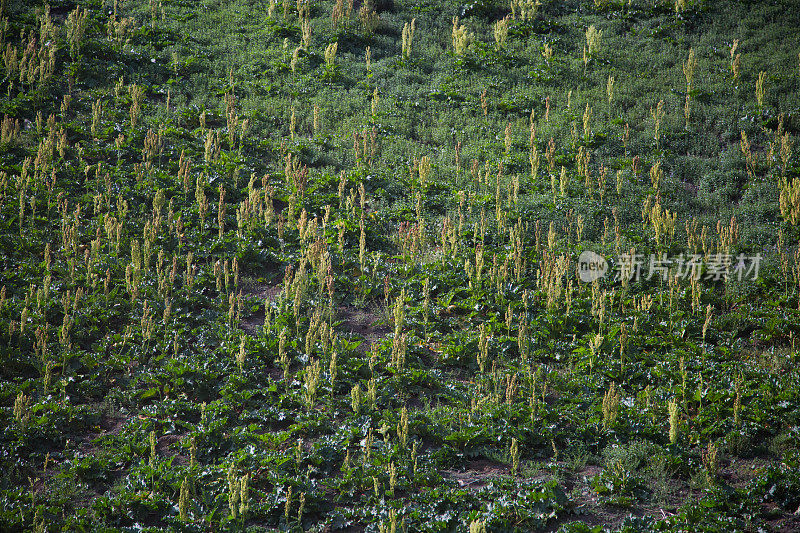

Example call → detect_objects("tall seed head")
668 399 679 444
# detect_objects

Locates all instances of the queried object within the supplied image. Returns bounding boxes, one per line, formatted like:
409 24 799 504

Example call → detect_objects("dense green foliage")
2 0 800 530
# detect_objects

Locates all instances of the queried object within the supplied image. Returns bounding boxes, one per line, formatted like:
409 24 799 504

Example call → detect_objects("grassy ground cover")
2 0 800 530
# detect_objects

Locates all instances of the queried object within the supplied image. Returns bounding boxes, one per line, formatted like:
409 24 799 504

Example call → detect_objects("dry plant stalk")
494 15 510 49
740 130 757 179
779 177 800 225
359 0 379 34
602 382 620 431
452 17 473 56
401 18 416 60
755 70 766 109
650 99 664 148
511 0 541 21
683 48 697 127
668 399 679 444
324 42 338 66
730 39 740 80
583 25 602 72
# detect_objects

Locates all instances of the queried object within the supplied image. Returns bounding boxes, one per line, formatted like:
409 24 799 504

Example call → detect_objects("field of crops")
2 0 800 530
